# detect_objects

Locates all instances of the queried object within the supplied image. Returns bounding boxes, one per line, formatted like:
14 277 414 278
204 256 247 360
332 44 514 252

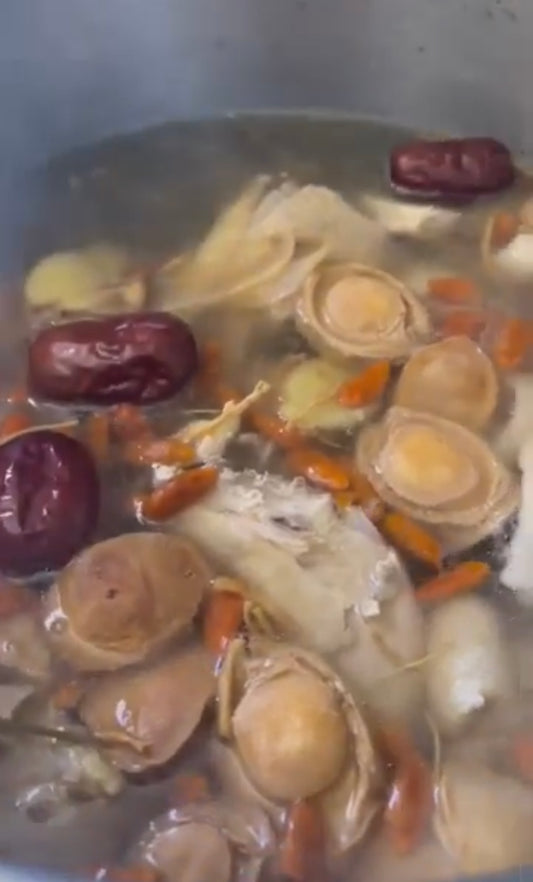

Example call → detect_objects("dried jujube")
27 311 198 406
0 430 99 576
390 137 515 200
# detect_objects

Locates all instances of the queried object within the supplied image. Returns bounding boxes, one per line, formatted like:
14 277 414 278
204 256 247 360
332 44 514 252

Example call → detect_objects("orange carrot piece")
247 411 305 450
125 437 196 467
52 680 84 711
350 466 385 522
378 727 433 856
0 410 32 440
489 211 520 250
84 413 110 462
279 800 326 882
137 466 218 521
427 277 482 306
512 734 533 785
286 447 351 492
0 580 35 618
415 560 490 603
439 309 489 340
493 317 531 371
202 590 244 656
337 361 391 408
381 511 442 569
111 404 152 442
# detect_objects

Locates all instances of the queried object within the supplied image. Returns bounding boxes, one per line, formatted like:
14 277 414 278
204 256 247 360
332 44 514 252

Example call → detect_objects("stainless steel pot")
3 2 533 882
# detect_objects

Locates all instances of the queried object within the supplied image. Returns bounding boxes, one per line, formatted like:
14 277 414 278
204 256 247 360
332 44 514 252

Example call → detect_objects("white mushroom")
357 407 519 554
296 262 431 362
426 595 515 736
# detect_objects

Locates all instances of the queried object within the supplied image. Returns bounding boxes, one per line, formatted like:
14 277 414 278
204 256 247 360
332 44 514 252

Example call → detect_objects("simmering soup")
1 115 533 882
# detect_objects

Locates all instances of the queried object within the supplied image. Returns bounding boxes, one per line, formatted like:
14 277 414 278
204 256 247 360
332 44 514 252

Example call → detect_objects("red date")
0 430 99 576
390 137 515 199
28 312 198 406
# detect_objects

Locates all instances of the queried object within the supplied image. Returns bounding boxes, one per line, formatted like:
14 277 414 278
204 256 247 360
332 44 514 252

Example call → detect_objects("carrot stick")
124 437 196 467
439 309 489 340
136 466 218 521
493 317 531 371
202 590 244 656
512 734 533 785
381 511 442 569
279 800 326 882
427 277 482 306
350 466 386 523
378 727 433 856
84 413 110 462
247 411 305 450
415 561 490 603
337 360 391 408
0 410 32 440
286 447 351 492
488 211 520 250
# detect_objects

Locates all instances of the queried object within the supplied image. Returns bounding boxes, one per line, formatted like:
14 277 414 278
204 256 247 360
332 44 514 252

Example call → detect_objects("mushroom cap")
44 532 212 671
232 666 349 801
79 643 214 773
223 640 384 853
296 262 431 362
394 336 499 431
356 407 519 553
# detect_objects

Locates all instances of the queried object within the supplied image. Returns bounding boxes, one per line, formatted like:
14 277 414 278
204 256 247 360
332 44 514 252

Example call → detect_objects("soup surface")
1 115 533 882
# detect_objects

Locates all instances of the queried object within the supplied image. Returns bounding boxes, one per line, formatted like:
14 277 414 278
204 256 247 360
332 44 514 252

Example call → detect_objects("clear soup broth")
0 115 532 882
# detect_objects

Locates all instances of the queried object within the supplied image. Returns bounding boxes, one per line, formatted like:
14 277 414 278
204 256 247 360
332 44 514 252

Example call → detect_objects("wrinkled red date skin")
0 430 99 576
28 312 198 406
390 137 515 199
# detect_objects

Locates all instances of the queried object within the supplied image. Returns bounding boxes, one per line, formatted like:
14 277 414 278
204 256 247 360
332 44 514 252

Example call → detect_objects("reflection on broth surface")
1 115 533 881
